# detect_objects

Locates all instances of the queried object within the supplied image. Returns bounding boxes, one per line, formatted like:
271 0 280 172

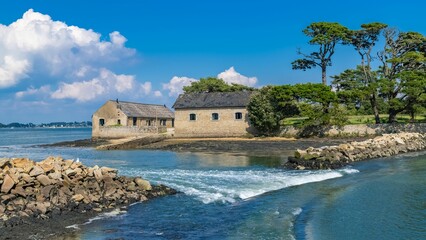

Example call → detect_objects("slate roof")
112 100 174 118
172 91 253 109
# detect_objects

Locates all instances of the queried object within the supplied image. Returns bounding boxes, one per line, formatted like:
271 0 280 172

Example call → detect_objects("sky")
0 0 425 123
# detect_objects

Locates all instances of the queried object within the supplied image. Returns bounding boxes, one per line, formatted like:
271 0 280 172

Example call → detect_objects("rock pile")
0 156 176 226
286 132 426 170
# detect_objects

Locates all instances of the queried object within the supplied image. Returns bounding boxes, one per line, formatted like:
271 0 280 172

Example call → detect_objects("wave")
65 208 127 229
122 168 358 204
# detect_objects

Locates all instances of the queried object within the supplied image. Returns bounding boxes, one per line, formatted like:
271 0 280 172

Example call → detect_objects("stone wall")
286 132 426 170
92 101 128 137
94 126 167 139
174 107 255 137
281 123 426 137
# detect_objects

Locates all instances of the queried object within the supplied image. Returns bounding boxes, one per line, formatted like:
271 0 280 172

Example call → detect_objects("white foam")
292 207 302 216
122 168 357 204
65 208 126 229
340 168 359 174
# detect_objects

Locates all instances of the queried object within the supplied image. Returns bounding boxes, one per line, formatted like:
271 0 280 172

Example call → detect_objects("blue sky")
0 0 425 123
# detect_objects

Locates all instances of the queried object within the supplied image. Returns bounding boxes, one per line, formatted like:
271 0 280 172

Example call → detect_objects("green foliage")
247 88 282 136
293 83 337 109
247 83 340 135
378 29 426 122
183 77 254 93
292 22 350 85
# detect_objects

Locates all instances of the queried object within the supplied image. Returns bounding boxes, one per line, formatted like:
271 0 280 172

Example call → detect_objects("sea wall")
281 123 426 137
286 132 426 170
94 126 167 138
0 156 176 226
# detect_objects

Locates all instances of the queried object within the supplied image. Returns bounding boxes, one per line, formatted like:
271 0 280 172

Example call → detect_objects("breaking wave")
122 168 358 204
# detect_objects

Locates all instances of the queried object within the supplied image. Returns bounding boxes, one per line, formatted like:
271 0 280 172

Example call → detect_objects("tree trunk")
409 110 415 123
370 94 381 124
321 65 327 85
388 111 397 123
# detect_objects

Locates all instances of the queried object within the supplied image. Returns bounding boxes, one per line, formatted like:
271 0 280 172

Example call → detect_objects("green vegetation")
183 77 254 93
292 22 350 85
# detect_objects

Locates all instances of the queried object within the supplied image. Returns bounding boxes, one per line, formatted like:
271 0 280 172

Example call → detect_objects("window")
117 119 121 125
189 113 196 121
162 119 167 126
146 120 151 126
212 113 219 121
133 117 137 126
235 112 243 120
99 119 105 126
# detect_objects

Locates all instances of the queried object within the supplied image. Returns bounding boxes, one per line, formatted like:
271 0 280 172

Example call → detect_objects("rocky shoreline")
0 156 176 239
286 132 426 170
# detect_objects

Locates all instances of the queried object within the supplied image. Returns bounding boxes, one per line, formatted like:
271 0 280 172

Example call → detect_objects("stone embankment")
0 156 176 227
286 132 426 170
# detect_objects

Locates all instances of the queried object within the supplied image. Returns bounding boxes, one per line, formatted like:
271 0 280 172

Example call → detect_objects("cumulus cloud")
154 91 163 97
162 67 257 96
51 69 137 102
0 56 30 88
51 79 105 102
162 76 197 96
0 9 135 88
217 67 257 87
140 82 152 95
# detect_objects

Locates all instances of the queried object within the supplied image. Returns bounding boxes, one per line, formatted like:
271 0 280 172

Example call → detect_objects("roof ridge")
109 100 166 107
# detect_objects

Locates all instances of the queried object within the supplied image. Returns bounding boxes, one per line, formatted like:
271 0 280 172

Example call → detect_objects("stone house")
172 91 254 137
92 100 174 138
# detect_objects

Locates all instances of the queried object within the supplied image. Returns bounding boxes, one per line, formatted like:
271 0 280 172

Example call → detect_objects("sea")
0 128 425 240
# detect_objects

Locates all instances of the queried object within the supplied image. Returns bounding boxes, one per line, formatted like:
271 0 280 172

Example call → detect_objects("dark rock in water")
285 132 426 170
0 156 177 238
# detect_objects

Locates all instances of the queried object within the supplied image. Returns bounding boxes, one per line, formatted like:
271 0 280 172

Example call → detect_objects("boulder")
1 175 15 193
36 175 51 186
134 178 152 191
29 166 44 177
71 194 84 202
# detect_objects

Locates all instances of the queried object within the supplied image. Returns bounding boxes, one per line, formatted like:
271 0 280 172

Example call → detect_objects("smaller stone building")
92 100 174 138
172 91 254 137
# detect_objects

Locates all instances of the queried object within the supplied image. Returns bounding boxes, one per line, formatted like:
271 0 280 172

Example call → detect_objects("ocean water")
0 128 425 240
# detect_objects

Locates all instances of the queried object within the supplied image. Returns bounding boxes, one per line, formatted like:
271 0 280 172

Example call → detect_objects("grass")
282 114 426 126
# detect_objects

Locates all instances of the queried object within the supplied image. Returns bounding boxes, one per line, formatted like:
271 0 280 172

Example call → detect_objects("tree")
292 22 350 85
378 29 426 122
350 22 388 123
247 87 282 135
183 77 254 93
247 85 299 135
293 83 337 112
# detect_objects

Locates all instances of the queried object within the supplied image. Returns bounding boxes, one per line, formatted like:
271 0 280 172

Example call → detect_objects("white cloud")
51 68 136 102
51 79 105 102
140 82 152 95
154 91 163 97
15 85 51 98
0 9 135 88
162 67 257 96
114 74 135 93
217 67 257 87
0 56 30 88
162 76 197 96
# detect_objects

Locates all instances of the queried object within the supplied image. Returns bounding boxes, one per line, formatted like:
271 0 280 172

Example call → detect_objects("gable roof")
172 91 253 109
112 100 174 118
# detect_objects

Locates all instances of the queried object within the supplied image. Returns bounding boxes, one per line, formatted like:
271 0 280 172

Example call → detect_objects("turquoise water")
0 128 425 240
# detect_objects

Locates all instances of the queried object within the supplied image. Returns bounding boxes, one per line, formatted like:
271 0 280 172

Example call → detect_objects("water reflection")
175 152 286 168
